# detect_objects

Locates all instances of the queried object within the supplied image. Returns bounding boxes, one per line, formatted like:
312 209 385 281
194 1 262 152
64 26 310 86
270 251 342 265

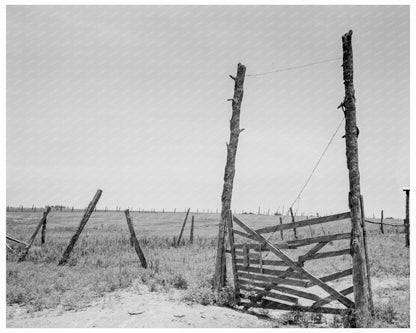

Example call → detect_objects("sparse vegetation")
6 211 409 328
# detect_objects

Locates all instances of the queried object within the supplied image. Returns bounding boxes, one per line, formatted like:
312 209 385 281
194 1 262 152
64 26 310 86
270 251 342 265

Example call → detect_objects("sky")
6 5 410 218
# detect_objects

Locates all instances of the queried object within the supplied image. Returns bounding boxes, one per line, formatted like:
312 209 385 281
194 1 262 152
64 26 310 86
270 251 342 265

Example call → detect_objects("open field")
6 210 409 327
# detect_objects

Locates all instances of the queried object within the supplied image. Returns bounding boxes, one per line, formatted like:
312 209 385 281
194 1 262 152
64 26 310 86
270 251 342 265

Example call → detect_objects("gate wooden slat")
235 258 287 266
235 251 260 259
239 280 321 302
233 215 355 309
299 249 351 262
306 268 353 287
236 265 304 279
252 300 349 315
238 272 308 288
233 229 256 240
234 233 350 251
226 211 240 303
298 242 327 264
239 284 299 304
254 212 351 234
311 286 354 309
286 233 351 248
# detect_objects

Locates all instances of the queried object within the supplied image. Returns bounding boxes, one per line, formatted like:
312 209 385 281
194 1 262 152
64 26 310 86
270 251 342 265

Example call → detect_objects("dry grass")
6 210 409 327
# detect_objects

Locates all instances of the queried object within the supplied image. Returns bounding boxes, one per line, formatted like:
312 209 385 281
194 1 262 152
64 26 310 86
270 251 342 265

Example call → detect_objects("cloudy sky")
6 5 409 217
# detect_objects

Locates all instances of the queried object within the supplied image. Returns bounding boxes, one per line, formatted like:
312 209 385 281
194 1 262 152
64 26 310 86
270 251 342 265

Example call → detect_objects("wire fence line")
245 57 342 78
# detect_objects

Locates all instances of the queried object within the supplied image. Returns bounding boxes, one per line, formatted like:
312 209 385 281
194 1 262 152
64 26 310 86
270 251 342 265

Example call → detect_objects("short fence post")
380 210 384 234
18 206 51 262
289 207 297 239
176 208 190 246
279 216 284 240
190 215 194 244
58 189 102 265
124 209 147 268
403 189 410 247
41 211 48 244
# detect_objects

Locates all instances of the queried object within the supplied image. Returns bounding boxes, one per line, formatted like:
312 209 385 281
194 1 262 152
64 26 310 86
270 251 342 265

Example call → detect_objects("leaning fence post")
41 210 48 244
124 210 147 268
18 206 51 262
190 215 194 244
58 189 102 265
176 208 190 246
380 210 384 234
289 207 298 239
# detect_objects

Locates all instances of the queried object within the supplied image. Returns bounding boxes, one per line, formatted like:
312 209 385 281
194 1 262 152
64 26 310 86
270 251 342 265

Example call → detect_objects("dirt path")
6 284 272 328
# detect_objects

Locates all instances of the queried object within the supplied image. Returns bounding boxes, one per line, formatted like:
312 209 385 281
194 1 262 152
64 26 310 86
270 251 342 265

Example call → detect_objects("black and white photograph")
4 2 412 329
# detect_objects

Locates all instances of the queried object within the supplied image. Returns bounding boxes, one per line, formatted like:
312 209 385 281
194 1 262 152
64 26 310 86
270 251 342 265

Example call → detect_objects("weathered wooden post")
289 207 298 239
58 189 102 265
18 206 51 262
190 215 194 244
41 210 48 244
341 30 372 327
403 189 410 247
214 63 246 291
380 210 384 234
226 210 240 303
360 195 374 316
279 216 284 240
176 208 190 246
124 210 147 268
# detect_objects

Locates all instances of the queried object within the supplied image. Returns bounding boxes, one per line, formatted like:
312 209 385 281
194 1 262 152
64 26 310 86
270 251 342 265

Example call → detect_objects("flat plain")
6 210 409 328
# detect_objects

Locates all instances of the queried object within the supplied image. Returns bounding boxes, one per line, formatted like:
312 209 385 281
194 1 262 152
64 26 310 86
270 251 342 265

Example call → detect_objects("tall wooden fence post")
289 207 298 239
18 206 51 262
124 210 147 268
380 210 384 234
279 216 284 240
341 30 372 327
190 215 194 244
176 208 190 246
214 63 246 291
403 189 410 247
58 189 102 265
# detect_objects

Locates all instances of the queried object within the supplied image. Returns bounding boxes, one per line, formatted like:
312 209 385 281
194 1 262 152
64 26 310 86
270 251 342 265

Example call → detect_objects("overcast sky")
6 5 409 217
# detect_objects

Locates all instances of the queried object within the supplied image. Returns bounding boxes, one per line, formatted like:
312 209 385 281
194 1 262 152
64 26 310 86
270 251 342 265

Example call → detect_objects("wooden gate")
226 210 355 315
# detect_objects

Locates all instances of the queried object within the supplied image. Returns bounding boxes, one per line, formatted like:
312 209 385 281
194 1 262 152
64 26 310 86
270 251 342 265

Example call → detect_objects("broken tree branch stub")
214 63 246 291
18 206 51 262
58 189 102 265
124 209 147 268
342 30 372 327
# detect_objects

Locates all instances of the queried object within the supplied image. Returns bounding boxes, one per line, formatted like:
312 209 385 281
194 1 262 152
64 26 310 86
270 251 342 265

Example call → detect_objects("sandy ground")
6 277 409 328
6 284 273 328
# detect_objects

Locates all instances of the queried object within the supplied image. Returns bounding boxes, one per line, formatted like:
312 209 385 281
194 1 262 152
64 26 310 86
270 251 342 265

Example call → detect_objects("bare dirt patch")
7 283 272 328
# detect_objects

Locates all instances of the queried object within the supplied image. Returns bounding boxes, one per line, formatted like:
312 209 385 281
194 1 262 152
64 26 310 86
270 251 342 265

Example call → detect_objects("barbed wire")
262 115 345 259
245 57 342 78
